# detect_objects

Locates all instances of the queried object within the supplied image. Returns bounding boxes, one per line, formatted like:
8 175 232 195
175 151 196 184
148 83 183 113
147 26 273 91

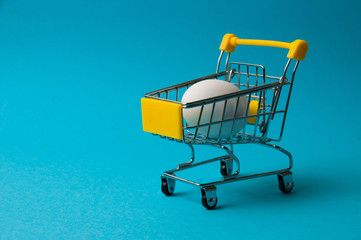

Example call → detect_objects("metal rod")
279 61 299 140
165 155 228 174
271 59 292 119
216 51 224 75
177 144 195 169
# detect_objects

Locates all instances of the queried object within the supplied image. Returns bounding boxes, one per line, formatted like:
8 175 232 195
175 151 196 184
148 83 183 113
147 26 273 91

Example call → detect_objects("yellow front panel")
141 98 183 140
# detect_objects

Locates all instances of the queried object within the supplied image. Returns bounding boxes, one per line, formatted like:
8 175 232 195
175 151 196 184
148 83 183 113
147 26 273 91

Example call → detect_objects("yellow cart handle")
219 34 308 60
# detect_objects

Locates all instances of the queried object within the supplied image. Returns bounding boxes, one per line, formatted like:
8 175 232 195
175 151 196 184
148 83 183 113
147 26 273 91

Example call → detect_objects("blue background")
1 0 361 239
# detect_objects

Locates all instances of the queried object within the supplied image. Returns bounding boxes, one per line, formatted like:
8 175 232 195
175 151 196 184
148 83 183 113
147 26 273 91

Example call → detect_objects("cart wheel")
161 176 175 196
201 186 217 210
220 158 233 177
277 172 293 193
279 180 294 193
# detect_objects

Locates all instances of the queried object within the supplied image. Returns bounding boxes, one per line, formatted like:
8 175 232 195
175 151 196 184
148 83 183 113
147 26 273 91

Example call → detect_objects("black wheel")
201 188 217 210
161 178 174 196
220 159 233 177
278 180 294 193
220 161 228 176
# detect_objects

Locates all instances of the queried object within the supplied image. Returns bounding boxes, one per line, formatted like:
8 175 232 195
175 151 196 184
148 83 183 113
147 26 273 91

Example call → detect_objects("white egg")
182 79 248 139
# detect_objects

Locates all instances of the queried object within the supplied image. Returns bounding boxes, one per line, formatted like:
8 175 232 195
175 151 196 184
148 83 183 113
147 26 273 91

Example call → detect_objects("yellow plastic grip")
141 98 184 140
219 34 308 60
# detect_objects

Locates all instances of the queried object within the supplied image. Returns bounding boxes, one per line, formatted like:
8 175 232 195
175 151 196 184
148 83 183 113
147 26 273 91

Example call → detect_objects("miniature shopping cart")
141 34 308 209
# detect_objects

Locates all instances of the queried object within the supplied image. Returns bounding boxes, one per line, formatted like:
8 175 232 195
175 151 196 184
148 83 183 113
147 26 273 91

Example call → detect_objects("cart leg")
277 171 294 193
258 142 293 170
161 175 176 196
177 144 195 169
257 143 294 193
201 186 217 210
220 157 233 176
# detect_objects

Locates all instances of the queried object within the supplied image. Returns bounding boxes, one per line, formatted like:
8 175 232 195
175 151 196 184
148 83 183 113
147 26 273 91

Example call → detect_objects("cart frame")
141 34 308 209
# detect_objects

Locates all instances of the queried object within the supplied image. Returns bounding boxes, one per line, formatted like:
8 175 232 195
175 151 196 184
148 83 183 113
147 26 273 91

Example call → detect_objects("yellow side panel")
141 98 183 140
247 100 259 124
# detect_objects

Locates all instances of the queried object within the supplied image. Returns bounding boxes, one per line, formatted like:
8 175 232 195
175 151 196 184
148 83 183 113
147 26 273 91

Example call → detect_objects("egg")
182 79 248 139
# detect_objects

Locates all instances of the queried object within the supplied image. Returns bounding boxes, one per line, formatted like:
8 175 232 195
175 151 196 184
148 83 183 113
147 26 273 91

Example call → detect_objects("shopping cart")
141 34 308 209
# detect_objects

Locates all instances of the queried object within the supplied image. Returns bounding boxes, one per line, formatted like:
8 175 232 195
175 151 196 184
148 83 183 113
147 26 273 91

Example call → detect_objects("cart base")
160 142 294 209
